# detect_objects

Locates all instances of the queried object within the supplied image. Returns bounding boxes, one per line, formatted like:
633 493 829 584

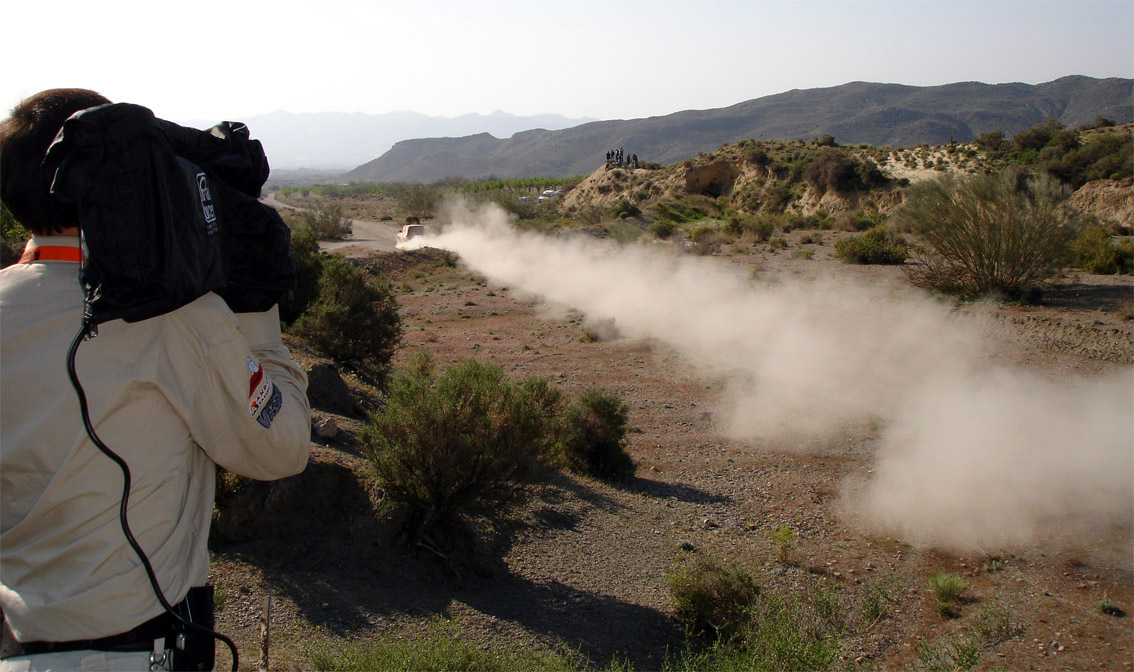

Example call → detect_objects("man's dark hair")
0 88 111 235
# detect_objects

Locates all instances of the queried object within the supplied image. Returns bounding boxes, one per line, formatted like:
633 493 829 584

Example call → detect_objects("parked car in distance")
537 189 561 203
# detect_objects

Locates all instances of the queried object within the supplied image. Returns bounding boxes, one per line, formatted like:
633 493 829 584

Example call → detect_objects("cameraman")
0 89 312 670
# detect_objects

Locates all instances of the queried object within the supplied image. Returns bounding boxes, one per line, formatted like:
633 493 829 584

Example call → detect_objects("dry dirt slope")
208 236 1133 671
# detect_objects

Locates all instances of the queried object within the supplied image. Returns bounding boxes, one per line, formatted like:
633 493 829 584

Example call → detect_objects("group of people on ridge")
605 146 638 169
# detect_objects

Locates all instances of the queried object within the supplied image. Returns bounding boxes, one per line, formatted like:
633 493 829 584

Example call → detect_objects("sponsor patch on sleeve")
247 357 284 428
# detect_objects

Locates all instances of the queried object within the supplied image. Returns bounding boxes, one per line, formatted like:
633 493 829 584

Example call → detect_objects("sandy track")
262 192 401 254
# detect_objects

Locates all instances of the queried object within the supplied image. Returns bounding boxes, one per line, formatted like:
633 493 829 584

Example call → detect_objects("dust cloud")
404 198 1134 551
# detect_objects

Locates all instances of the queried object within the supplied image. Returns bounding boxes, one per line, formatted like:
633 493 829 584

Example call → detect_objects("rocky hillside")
555 125 1132 226
344 76 1133 183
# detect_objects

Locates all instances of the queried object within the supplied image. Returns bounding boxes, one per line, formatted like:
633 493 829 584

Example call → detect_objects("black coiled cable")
66 323 239 671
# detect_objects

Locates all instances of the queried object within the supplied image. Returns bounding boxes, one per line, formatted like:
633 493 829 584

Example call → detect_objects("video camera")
45 103 295 327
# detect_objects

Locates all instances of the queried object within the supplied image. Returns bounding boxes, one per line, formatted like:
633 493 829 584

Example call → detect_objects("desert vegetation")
4 116 1128 671
272 120 1132 297
0 203 28 267
895 170 1083 298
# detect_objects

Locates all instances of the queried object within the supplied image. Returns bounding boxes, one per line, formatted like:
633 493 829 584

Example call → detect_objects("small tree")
805 148 886 195
300 204 352 240
896 170 1080 298
397 184 442 219
361 355 562 563
290 255 402 383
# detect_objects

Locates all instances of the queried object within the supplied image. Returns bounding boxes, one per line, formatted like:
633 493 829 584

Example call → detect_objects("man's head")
0 88 111 235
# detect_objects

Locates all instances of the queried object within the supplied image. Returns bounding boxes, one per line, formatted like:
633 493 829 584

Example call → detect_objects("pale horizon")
4 0 1131 125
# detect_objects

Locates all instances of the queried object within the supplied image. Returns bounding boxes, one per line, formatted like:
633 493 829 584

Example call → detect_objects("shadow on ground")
212 461 684 669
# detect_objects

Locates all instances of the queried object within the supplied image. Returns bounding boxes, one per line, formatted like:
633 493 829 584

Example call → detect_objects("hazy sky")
5 0 1132 124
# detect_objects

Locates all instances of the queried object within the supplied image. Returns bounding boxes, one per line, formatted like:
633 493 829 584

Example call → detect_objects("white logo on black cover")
196 172 217 231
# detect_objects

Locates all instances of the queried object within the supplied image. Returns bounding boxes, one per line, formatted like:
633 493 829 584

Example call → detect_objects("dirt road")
262 192 401 254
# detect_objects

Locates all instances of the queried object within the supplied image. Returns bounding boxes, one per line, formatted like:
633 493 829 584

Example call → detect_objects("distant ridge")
343 76 1133 183
179 110 597 170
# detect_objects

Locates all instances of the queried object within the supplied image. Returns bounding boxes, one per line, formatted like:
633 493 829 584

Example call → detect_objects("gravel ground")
209 220 1133 671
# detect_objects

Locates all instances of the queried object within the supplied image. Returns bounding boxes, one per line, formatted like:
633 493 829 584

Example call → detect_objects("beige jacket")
0 236 311 642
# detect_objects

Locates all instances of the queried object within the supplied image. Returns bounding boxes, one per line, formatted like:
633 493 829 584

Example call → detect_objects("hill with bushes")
343 76 1132 182
551 120 1132 227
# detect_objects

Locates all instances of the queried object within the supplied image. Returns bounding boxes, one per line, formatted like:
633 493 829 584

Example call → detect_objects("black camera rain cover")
45 103 295 325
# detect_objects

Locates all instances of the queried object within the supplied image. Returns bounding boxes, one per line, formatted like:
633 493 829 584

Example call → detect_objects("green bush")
360 355 562 562
299 204 353 240
928 573 967 604
278 225 325 325
290 255 402 383
667 556 761 639
896 170 1080 298
1013 119 1076 153
804 148 887 195
770 525 796 563
1071 225 1133 274
396 184 442 218
1 203 29 269
651 220 677 239
725 214 776 242
651 199 710 224
1044 132 1133 188
974 130 1007 153
834 226 909 265
763 182 795 213
552 388 635 482
609 198 641 219
667 581 845 672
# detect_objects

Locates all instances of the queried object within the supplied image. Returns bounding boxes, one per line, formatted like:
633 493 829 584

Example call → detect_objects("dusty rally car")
396 224 426 245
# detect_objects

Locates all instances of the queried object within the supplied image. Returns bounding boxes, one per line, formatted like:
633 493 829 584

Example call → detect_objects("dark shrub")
361 355 562 561
835 226 909 265
396 184 442 218
1043 132 1133 188
1013 119 1076 153
805 149 886 195
763 181 795 213
300 204 353 240
725 214 776 242
745 148 772 167
1071 225 1134 274
651 220 677 239
609 198 641 219
279 225 324 325
895 170 1080 298
552 388 635 482
290 255 402 383
651 199 709 224
668 555 761 639
1 203 28 269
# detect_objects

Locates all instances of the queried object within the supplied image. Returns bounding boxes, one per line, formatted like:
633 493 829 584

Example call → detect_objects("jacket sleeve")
179 295 311 480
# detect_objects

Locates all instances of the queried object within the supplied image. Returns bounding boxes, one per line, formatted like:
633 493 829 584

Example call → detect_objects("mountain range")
179 110 598 170
341 76 1132 183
